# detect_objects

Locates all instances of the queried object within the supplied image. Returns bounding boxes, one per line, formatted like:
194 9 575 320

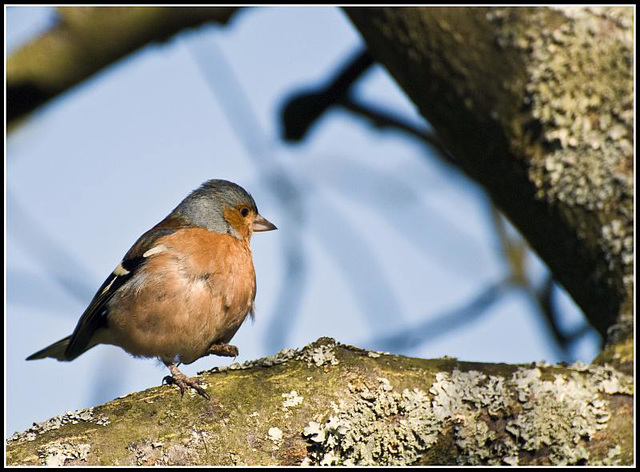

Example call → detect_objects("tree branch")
339 96 452 161
345 7 634 352
7 6 240 126
6 338 633 466
280 48 375 141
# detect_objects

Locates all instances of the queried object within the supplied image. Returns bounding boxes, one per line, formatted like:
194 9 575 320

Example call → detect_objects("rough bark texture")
5 338 634 466
7 6 239 125
6 7 635 466
345 7 634 349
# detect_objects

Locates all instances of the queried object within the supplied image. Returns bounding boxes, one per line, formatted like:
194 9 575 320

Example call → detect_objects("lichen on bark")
345 7 634 345
6 338 633 466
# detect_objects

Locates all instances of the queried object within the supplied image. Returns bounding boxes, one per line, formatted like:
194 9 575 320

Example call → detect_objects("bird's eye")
240 207 250 218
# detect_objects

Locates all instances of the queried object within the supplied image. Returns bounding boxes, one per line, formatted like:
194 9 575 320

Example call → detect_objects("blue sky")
5 6 600 437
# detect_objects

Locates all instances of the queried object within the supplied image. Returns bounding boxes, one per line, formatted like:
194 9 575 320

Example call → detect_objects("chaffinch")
27 179 277 399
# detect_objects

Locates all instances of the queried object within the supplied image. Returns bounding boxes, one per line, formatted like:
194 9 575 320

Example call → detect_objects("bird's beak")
252 214 277 232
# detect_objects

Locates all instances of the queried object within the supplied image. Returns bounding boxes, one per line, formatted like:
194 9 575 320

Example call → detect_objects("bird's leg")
162 362 209 400
206 342 239 358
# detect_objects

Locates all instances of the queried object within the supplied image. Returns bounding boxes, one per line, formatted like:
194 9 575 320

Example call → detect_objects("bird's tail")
26 336 73 361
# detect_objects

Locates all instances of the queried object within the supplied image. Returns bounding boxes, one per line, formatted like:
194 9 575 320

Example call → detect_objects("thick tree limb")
7 6 240 125
344 7 634 349
6 339 633 466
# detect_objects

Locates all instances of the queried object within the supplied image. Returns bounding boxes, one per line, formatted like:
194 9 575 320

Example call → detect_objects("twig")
280 48 375 141
339 97 453 162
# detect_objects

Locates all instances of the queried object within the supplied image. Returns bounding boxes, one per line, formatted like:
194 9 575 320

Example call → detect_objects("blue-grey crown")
173 179 258 234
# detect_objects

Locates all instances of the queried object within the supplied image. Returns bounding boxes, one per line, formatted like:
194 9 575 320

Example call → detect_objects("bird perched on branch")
27 179 277 399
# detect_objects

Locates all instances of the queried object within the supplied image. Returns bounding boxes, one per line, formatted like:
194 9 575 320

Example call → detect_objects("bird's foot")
207 342 239 358
163 364 209 400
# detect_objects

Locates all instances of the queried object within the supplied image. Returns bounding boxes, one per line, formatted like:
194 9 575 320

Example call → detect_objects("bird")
26 179 277 399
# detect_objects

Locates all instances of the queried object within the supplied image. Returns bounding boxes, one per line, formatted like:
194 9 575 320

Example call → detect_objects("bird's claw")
207 343 239 358
163 369 210 400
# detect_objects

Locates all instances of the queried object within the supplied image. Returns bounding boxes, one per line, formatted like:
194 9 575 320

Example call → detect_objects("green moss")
7 339 633 466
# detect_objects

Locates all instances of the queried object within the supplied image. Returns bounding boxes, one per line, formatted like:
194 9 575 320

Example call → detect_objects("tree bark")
6 8 634 466
7 6 240 125
345 7 634 351
5 338 634 466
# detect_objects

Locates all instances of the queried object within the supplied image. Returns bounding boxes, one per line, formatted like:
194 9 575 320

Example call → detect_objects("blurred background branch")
280 47 450 159
7 6 240 127
279 46 599 360
346 7 633 350
7 191 95 302
281 48 375 142
370 278 512 352
488 206 601 358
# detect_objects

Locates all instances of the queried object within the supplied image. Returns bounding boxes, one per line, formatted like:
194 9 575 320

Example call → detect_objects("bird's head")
174 179 277 240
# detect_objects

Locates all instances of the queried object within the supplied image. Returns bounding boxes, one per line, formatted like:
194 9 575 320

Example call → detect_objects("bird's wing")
64 217 185 360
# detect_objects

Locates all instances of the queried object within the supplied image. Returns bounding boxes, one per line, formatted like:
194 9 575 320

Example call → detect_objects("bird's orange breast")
105 228 256 364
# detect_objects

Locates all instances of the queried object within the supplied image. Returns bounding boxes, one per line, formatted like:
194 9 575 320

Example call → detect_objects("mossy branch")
6 338 633 466
345 7 634 346
7 6 240 126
